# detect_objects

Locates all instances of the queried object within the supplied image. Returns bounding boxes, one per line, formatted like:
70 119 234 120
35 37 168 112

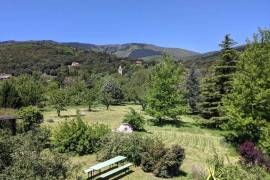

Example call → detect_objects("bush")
141 140 167 172
207 151 270 180
18 106 43 132
98 133 160 166
239 141 270 171
259 125 270 156
0 127 69 179
122 108 145 131
98 133 185 178
153 145 185 178
53 116 109 155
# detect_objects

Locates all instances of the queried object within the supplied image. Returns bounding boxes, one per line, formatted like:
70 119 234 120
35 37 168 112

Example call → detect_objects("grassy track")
43 104 239 179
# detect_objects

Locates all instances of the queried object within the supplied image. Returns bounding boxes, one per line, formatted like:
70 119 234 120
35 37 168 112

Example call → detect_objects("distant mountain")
0 40 200 61
182 44 247 74
0 41 132 76
62 42 201 60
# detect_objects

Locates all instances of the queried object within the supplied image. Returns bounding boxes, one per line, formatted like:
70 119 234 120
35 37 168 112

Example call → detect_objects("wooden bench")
99 163 133 179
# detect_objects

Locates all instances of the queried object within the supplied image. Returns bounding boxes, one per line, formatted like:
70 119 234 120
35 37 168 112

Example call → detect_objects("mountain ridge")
0 40 200 60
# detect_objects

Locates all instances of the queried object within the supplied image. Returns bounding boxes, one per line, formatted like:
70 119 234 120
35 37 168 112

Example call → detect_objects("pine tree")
199 67 220 120
146 55 187 123
222 29 270 145
200 35 238 127
186 64 200 114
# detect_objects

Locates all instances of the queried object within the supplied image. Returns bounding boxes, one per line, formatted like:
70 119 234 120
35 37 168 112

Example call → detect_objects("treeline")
0 42 134 76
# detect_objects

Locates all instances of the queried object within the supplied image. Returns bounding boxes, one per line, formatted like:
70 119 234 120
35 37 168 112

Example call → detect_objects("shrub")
259 125 270 156
141 140 167 172
239 141 270 171
53 116 109 155
153 145 185 178
98 133 160 166
98 133 185 178
122 108 145 131
0 127 69 179
18 106 43 132
239 141 263 165
207 151 270 180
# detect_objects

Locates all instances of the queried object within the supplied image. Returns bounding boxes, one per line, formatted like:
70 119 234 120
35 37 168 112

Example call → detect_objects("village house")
135 60 143 65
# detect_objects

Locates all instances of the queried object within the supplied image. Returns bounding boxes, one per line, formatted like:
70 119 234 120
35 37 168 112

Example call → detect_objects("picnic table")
84 155 127 178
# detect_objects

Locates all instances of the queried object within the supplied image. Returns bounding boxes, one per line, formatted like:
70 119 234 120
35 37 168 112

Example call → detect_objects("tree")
186 64 200 114
100 77 124 110
84 87 98 111
130 68 150 111
14 75 45 107
222 29 270 144
0 80 22 108
49 89 67 117
200 34 238 127
65 80 87 105
18 106 44 132
146 55 187 123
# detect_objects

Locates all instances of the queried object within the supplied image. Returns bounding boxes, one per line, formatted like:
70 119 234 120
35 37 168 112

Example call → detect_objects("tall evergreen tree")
146 55 187 123
222 30 270 147
186 64 200 114
200 34 238 127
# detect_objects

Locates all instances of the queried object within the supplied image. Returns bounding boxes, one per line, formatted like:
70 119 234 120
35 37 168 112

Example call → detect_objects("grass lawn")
43 104 239 179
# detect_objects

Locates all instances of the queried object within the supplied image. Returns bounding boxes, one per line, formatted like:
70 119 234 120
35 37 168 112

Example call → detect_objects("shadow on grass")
149 118 195 128
178 169 188 177
111 170 134 180
86 165 118 179
60 114 86 118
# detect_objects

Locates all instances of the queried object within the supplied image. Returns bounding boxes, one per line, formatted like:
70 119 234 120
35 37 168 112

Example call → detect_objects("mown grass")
43 104 239 179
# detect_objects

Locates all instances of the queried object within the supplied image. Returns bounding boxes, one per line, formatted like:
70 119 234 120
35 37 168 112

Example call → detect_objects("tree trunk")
57 110 60 117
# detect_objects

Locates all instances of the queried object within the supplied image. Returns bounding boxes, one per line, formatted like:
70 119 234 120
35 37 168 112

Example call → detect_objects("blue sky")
0 0 269 53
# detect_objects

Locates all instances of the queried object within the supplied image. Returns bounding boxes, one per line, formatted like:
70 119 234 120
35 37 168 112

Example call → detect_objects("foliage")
146 55 187 123
0 79 22 108
200 34 237 127
18 106 44 132
84 86 99 111
122 108 145 131
53 116 109 155
207 151 270 180
124 67 150 110
100 77 124 110
65 80 87 105
0 127 69 179
49 89 67 117
186 64 200 114
98 133 185 178
222 29 270 143
153 145 185 178
259 125 270 156
14 75 45 107
0 42 132 76
98 133 164 166
239 141 270 171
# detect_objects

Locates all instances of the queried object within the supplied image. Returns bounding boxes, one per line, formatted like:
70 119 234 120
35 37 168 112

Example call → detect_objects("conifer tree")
222 29 270 146
186 64 200 114
200 34 238 127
